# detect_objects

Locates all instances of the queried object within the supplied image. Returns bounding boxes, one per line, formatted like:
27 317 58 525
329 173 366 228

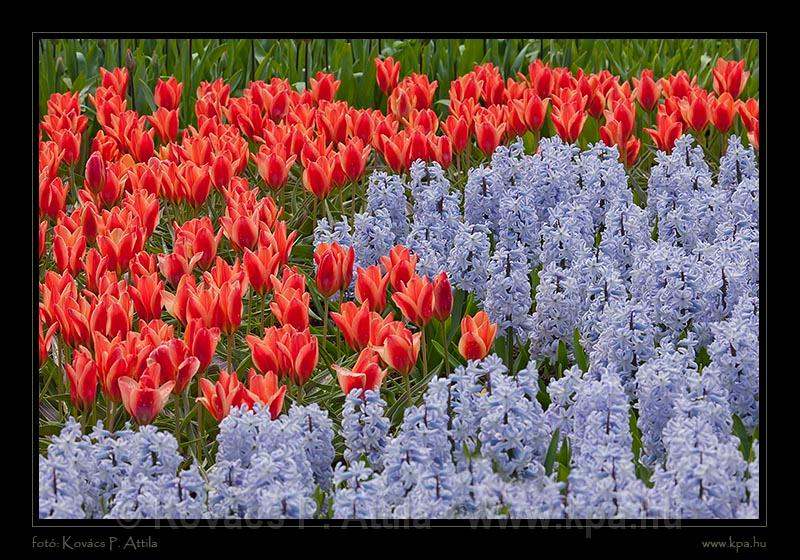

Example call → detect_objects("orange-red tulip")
52 224 86 276
371 323 420 376
148 107 179 143
644 111 684 154
391 274 434 327
197 370 247 422
129 272 164 322
183 318 220 372
314 242 355 298
712 58 750 99
710 93 737 133
458 311 498 361
247 326 292 378
118 368 174 425
375 57 400 94
355 265 390 312
631 69 661 112
302 155 334 199
154 77 183 111
431 272 453 322
281 326 319 386
147 338 200 394
243 244 281 295
39 177 69 220
245 369 286 420
254 147 297 190
380 245 418 292
679 91 710 133
330 301 373 351
65 346 98 410
333 348 387 395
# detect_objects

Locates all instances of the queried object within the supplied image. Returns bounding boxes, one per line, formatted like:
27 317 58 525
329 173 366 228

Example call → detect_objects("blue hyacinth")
341 389 390 472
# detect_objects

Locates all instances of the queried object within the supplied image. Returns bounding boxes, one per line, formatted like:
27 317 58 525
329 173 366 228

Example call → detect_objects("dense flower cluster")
38 58 759 521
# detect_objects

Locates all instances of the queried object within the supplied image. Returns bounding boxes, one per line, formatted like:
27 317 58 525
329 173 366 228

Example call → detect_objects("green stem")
323 298 329 346
506 327 514 374
420 326 428 377
440 320 450 376
404 374 412 406
106 402 116 431
227 332 235 371
173 393 181 448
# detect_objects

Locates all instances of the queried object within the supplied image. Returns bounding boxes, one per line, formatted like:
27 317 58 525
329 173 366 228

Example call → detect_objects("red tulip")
254 147 297 191
737 98 759 132
710 93 737 133
523 91 550 132
118 368 175 425
527 60 554 98
380 245 418 291
245 369 286 420
39 177 69 220
100 67 129 97
659 71 695 99
302 155 334 199
391 274 434 327
52 129 81 165
631 69 661 112
52 224 86 276
158 251 202 288
441 115 470 153
550 100 587 144
39 310 58 365
375 57 401 94
679 91 710 133
84 151 106 194
712 58 750 98
314 242 355 298
644 110 683 154
458 311 498 361
129 272 164 322
347 109 374 145
154 77 183 111
474 115 506 156
281 326 319 386
600 119 641 166
93 333 129 402
310 72 341 104
333 348 387 396
147 338 200 394
243 244 281 296
148 107 179 143
64 346 98 410
371 323 421 376
89 292 133 340
183 318 221 372
247 326 291 378
330 301 373 351
219 208 259 253
338 138 372 183
197 371 245 422
216 279 245 335
355 265 390 312
429 134 453 169
380 131 409 173
128 128 155 162
431 272 453 322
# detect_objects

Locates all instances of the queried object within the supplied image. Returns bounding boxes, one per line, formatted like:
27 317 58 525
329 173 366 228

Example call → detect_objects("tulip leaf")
572 328 589 373
732 414 752 460
543 429 560 475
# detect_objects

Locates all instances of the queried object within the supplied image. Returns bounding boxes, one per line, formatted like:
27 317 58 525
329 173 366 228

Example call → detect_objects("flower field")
37 38 760 521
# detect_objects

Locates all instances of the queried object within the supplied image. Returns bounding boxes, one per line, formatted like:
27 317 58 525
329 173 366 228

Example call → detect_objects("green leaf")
732 414 752 459
573 329 589 372
543 429 560 475
556 340 568 376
